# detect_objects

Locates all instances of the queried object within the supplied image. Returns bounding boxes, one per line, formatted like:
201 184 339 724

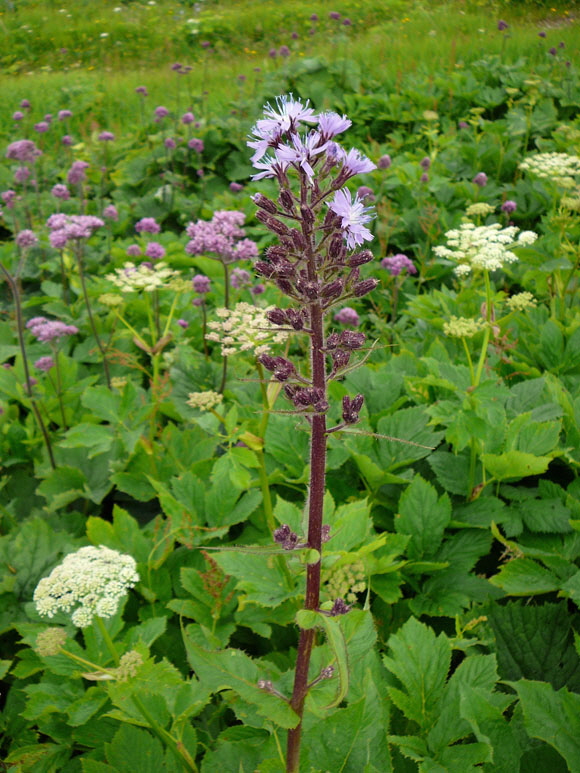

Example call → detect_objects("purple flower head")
46 214 104 245
559 41 565 49
192 274 211 294
291 31 299 40
35 356 55 372
342 18 352 26
26 316 79 342
62 135 73 146
6 139 41 163
20 99 31 110
340 147 376 178
317 112 352 140
135 217 160 234
182 111 195 125
538 31 546 38
275 130 328 183
67 160 89 185
1 190 17 208
381 253 417 277
251 283 265 295
420 156 431 170
44 114 53 124
230 268 252 288
229 182 244 192
377 154 391 169
103 205 118 221
51 184 70 200
200 40 211 49
192 297 203 307
177 319 189 329
16 230 38 248
549 47 557 56
329 11 341 20
238 74 246 82
186 211 257 264
126 244 142 257
328 188 374 249
164 137 176 149
171 62 183 71
145 241 166 260
279 45 290 57
357 185 375 201
420 172 429 183
497 19 508 31
501 200 517 214
14 166 31 184
13 111 24 121
135 86 148 95
34 122 50 134
188 138 204 153
98 131 115 142
196 168 204 177
268 48 277 58
58 109 73 121
310 13 318 21
251 95 318 159
458 121 469 129
154 105 169 120
473 172 488 187
334 307 360 326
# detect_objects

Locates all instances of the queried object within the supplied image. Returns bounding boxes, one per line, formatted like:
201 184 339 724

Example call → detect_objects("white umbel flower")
33 545 139 628
186 390 223 411
519 152 580 189
433 222 538 276
206 302 289 357
105 261 180 292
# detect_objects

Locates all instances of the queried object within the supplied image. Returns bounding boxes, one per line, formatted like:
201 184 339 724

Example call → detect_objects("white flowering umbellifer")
33 546 139 628
186 390 223 412
519 153 580 189
466 202 494 218
443 316 487 338
506 291 537 312
433 222 538 276
105 261 180 292
206 302 289 357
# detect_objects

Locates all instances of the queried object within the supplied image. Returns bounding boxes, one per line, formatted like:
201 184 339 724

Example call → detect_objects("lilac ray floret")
256 95 318 138
251 155 289 181
274 131 328 182
317 112 352 139
328 188 374 249
341 148 376 177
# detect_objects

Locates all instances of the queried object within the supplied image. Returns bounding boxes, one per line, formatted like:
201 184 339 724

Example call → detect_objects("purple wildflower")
251 283 265 295
229 182 244 192
67 160 89 185
154 105 169 120
44 114 53 123
20 99 31 110
328 188 374 249
310 13 318 21
473 172 488 187
58 109 73 121
51 184 70 200
381 254 417 277
357 185 375 201
501 200 517 214
329 11 341 20
497 19 508 31
188 138 204 153
549 47 557 56
334 307 360 326
420 156 431 170
16 230 38 248
135 217 160 234
538 31 546 38
103 205 118 220
14 166 31 184
34 122 50 134
62 135 73 146
35 356 55 372
6 139 41 163
340 148 376 177
13 111 24 121
126 244 142 257
458 121 469 129
145 242 166 260
192 274 211 293
279 45 290 57
420 173 429 183
135 86 148 95
230 268 252 288
317 112 352 139
182 111 195 125
186 211 258 263
26 316 79 342
342 18 352 26
177 319 189 329
1 190 17 208
268 48 277 58
98 131 115 142
377 154 391 169
164 137 177 149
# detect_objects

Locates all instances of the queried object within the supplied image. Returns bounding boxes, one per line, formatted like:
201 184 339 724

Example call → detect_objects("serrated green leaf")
459 684 521 772
105 724 165 773
296 610 348 708
37 465 89 511
376 407 444 472
489 557 559 595
395 476 451 560
481 450 552 481
59 422 114 457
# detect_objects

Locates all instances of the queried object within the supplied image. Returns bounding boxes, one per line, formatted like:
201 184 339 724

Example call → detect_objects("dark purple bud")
538 31 546 38
290 228 307 251
285 309 305 330
340 331 366 349
347 267 360 285
349 250 374 267
330 598 351 616
273 358 296 381
274 261 296 278
259 354 278 371
497 19 508 31
253 193 278 214
321 278 344 298
274 524 292 543
353 278 379 297
332 349 351 369
300 206 315 227
267 245 289 261
279 189 295 212
342 394 364 424
314 399 329 413
351 394 364 412
284 384 299 401
255 261 276 278
297 278 320 300
276 278 294 295
420 156 431 170
326 333 340 349
294 389 314 407
266 308 287 326
328 232 344 259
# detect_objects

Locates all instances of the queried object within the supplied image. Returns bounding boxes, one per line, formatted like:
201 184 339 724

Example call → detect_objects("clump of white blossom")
519 153 580 189
105 262 180 292
433 222 538 276
505 291 537 312
114 650 144 681
466 202 494 218
325 561 367 604
33 546 139 628
561 195 580 212
186 390 223 411
443 316 487 338
35 627 68 657
205 302 289 356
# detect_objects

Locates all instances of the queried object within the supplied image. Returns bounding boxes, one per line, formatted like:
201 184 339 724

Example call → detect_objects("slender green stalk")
95 616 120 665
75 245 111 388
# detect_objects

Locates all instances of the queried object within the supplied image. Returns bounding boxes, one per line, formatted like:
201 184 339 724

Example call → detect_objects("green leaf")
427 451 470 497
296 610 348 708
105 724 165 773
395 476 451 560
376 407 444 472
383 617 451 729
510 679 580 773
182 640 299 729
59 423 114 457
200 727 277 772
86 506 150 562
459 685 521 773
213 550 298 607
489 558 559 595
481 450 552 481
37 466 89 511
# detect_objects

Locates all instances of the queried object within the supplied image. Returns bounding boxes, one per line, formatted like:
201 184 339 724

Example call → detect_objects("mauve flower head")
49 230 68 249
420 156 431 170
192 297 203 306
473 172 488 187
538 30 546 38
268 48 277 58
501 200 517 214
238 74 246 82
328 188 374 249
497 19 508 31
26 316 79 342
135 86 148 95
334 307 360 326
58 109 73 121
279 45 290 58
164 137 176 149
200 40 211 48
16 229 38 248
67 160 89 185
291 31 298 39
14 166 31 184
20 99 31 110
62 135 73 146
420 172 429 183
44 114 53 124
145 241 166 260
230 267 252 288
1 190 17 206
13 111 24 121
377 154 391 169
192 274 211 293
342 18 352 26
182 111 195 125
154 105 169 119
559 41 565 49
310 13 318 21
459 121 469 129
229 182 244 192
329 11 341 20
34 122 50 134
51 184 70 200
47 214 104 243
177 319 189 328
186 211 258 263
317 112 352 139
126 244 142 257
549 47 557 56
135 217 160 234
6 139 41 163
251 283 265 295
357 185 375 201
381 253 417 277
35 356 55 372
188 138 204 153
103 205 118 220
171 62 182 71
197 168 204 177
98 131 115 142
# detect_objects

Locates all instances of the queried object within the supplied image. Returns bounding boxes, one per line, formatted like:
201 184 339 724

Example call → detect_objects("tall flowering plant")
247 95 377 771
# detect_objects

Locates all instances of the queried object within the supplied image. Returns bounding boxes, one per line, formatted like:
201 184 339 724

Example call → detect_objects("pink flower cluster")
5 139 42 163
26 316 79 342
67 160 89 185
185 210 258 264
381 254 417 277
46 214 104 248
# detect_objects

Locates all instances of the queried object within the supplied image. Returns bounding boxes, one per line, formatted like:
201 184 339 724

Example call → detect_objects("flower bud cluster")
325 560 366 604
186 390 223 411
